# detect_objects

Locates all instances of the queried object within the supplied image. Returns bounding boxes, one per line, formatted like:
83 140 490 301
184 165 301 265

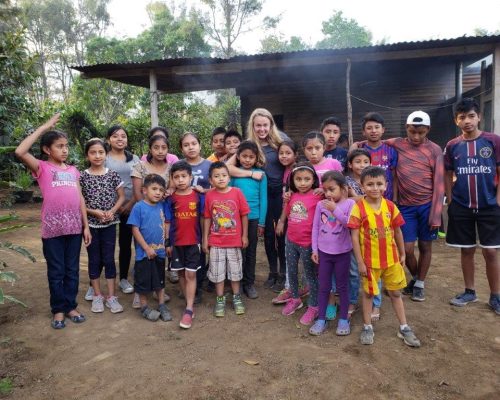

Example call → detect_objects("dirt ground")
0 203 499 400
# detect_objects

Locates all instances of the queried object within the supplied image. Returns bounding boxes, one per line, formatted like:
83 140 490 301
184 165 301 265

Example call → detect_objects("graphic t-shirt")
325 147 348 171
347 198 405 269
444 132 500 209
285 191 321 247
361 143 398 199
34 160 82 239
203 187 250 247
187 159 212 189
164 190 204 246
80 169 123 228
127 200 166 260
313 158 343 186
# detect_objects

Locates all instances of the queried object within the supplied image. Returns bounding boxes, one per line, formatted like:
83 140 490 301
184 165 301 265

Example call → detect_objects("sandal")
51 318 66 329
347 304 358 319
66 311 86 323
141 306 160 322
336 319 351 336
371 307 380 322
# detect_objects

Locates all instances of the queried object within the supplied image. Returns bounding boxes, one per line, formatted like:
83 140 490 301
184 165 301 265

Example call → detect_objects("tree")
260 34 309 53
200 0 279 57
316 10 372 49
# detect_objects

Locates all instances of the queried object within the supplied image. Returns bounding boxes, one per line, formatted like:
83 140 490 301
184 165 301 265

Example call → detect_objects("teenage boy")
164 161 204 329
358 112 398 200
320 116 348 170
223 130 243 160
128 174 172 322
202 162 250 317
383 111 445 302
348 166 421 347
207 127 227 162
444 98 500 315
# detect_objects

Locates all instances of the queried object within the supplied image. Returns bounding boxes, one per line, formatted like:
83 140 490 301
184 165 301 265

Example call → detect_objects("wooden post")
455 61 463 103
346 58 353 146
149 70 159 128
493 45 500 133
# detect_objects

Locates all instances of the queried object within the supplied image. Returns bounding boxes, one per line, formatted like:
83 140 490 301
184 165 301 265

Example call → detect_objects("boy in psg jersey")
444 98 500 315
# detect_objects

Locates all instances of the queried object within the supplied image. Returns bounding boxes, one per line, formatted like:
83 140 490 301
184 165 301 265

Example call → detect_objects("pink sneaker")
299 286 310 298
179 310 193 329
299 306 319 325
282 298 303 316
272 289 292 304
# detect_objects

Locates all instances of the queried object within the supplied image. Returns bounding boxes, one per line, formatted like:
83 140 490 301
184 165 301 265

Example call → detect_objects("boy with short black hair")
164 161 204 329
320 116 348 170
207 127 227 162
128 174 172 322
444 98 500 315
224 130 242 159
202 161 250 317
348 166 421 347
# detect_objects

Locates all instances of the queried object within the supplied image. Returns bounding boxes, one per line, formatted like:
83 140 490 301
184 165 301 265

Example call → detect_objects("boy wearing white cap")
381 111 445 302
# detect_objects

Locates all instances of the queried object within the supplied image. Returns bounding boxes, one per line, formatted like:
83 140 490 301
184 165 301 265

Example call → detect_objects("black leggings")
264 190 286 276
118 213 133 281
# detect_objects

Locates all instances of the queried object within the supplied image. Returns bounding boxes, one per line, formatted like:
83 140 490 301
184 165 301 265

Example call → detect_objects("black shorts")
446 201 500 248
133 257 166 294
171 245 201 272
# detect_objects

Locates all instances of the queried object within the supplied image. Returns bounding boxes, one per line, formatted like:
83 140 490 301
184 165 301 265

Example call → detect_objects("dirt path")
1 203 499 400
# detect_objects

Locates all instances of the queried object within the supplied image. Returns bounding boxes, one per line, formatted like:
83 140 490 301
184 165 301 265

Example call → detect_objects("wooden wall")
237 58 459 149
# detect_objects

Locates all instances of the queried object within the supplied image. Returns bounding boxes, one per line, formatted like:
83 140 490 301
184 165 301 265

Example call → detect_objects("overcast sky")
107 0 500 54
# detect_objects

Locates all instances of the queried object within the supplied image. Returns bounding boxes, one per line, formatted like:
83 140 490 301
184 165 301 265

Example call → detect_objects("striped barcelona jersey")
444 132 500 209
361 143 397 200
347 198 405 269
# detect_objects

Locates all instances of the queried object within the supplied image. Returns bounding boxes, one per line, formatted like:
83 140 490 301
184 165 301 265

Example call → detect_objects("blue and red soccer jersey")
361 143 398 200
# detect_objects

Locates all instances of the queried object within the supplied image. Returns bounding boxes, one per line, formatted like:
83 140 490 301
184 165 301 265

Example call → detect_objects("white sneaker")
85 286 95 301
105 296 124 313
118 279 134 294
91 295 104 313
132 293 141 309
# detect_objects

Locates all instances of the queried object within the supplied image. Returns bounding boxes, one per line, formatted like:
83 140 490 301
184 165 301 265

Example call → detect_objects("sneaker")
243 284 258 299
298 286 310 298
85 286 95 301
336 318 351 336
141 306 160 322
179 310 193 329
397 326 421 347
118 279 134 294
360 326 374 345
105 296 124 313
132 293 141 309
438 231 446 239
158 305 172 321
91 295 104 313
282 298 303 316
411 286 426 302
326 304 337 321
488 294 500 315
309 319 327 336
449 291 478 307
402 279 416 296
263 273 277 289
214 296 226 317
169 270 179 283
233 294 245 315
299 306 319 325
272 289 291 304
271 275 285 293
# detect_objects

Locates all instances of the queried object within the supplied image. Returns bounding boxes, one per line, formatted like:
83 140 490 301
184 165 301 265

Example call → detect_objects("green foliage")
13 168 33 190
316 10 372 49
0 378 13 395
260 34 310 53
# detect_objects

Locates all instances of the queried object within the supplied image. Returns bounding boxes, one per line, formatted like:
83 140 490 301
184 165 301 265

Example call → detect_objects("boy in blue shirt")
321 116 348 171
444 98 500 315
128 174 172 322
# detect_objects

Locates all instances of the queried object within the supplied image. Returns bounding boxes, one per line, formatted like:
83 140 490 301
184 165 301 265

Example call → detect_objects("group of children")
14 98 499 347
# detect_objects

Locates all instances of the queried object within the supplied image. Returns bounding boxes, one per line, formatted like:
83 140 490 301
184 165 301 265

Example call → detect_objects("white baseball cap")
406 111 430 126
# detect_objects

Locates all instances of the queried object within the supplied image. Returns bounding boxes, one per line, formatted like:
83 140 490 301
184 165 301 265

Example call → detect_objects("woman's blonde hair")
246 108 283 160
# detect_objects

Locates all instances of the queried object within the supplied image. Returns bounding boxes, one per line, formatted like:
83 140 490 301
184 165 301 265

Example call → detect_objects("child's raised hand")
145 246 157 259
164 188 174 198
322 199 337 211
311 252 319 264
43 113 61 130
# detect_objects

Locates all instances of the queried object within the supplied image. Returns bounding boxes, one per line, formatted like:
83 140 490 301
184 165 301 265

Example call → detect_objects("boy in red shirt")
202 162 250 317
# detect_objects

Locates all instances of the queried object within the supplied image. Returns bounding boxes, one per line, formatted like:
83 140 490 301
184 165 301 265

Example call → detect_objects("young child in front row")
80 138 125 314
310 171 355 336
128 174 172 322
276 162 320 325
15 113 91 329
165 161 205 329
348 167 420 347
202 162 250 317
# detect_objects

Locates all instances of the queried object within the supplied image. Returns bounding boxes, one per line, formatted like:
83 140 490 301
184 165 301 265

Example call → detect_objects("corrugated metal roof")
72 34 500 72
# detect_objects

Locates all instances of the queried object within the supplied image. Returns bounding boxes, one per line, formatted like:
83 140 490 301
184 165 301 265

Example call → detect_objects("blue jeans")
332 252 382 308
42 234 82 315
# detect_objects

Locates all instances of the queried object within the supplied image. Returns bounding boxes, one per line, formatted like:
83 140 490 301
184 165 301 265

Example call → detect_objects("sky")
106 0 500 54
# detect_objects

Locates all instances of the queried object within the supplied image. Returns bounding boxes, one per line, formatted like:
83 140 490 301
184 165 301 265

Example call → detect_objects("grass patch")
0 378 13 395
